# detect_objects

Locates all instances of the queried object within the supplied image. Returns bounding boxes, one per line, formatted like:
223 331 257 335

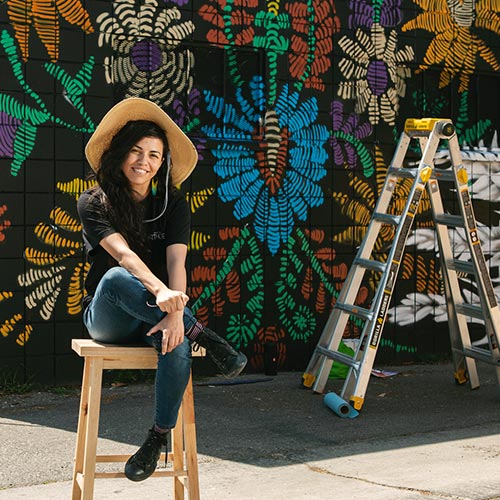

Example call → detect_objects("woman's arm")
166 243 188 293
99 232 188 313
144 243 189 354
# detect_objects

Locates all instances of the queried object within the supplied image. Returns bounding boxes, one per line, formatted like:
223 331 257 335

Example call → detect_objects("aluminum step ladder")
303 118 500 411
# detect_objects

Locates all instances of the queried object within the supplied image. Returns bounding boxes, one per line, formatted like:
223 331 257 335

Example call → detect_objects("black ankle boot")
124 427 167 482
195 328 247 378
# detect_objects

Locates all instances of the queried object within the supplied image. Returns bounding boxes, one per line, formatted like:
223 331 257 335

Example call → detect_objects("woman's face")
121 136 164 200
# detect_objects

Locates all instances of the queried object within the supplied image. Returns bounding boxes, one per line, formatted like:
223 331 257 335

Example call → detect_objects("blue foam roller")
324 392 359 418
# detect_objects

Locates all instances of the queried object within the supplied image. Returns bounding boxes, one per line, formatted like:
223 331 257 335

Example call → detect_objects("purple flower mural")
97 0 195 106
172 89 206 162
330 100 373 176
0 112 20 157
337 24 414 126
349 0 403 29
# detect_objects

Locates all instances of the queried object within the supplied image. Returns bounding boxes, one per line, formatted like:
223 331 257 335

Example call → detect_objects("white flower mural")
337 23 414 126
97 0 195 106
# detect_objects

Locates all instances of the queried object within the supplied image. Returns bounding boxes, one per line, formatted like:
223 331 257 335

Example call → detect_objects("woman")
77 98 247 482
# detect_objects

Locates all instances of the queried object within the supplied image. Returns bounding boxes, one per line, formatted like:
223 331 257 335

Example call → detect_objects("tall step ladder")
303 118 500 411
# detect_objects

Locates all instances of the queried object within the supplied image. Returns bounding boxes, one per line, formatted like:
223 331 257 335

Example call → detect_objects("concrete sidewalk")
1 362 500 499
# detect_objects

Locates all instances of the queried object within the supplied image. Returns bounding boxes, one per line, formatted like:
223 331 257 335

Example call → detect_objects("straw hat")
85 98 198 185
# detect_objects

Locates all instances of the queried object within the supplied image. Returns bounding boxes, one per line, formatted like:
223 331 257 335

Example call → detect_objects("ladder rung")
372 213 401 225
454 347 500 366
455 303 484 320
447 260 475 275
316 345 360 369
388 166 418 178
335 302 373 321
353 257 387 273
431 169 455 182
434 214 464 228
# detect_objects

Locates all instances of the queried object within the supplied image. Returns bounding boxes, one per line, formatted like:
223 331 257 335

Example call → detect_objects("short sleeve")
77 190 117 253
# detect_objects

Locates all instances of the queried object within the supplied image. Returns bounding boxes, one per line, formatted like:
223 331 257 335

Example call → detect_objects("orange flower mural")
7 0 94 61
402 0 500 92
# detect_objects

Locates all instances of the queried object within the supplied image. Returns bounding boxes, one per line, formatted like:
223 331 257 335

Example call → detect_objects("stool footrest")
94 470 188 479
96 452 175 463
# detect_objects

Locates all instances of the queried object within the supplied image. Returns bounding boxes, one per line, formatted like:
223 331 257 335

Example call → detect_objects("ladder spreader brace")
303 118 500 412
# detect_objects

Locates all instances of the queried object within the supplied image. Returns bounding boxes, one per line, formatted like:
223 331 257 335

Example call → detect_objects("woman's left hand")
147 311 184 355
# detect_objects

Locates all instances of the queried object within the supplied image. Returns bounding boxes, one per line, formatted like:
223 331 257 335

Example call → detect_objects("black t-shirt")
77 187 190 309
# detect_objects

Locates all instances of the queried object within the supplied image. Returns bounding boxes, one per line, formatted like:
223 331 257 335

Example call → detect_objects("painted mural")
0 0 499 383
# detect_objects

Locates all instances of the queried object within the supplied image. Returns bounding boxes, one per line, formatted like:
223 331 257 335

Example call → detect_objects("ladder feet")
350 396 364 411
302 373 315 388
454 369 468 385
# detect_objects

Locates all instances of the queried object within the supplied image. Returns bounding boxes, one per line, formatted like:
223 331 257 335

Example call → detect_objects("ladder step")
372 213 401 225
353 257 388 273
335 302 374 321
454 346 500 366
431 169 455 182
447 260 474 275
316 345 361 369
434 214 464 228
456 303 484 320
388 166 418 178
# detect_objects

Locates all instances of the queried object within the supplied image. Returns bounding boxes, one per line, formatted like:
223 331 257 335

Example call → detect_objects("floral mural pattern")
97 0 195 105
0 0 499 382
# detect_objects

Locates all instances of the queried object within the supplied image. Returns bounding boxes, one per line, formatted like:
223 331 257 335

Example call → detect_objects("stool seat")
71 338 202 500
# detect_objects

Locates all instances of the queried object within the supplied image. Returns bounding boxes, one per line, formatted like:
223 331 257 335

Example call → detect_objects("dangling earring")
151 178 158 196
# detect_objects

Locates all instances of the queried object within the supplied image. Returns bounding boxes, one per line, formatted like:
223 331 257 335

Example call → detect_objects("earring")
151 178 158 196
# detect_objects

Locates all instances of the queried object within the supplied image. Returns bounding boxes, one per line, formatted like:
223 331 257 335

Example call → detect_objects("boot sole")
222 354 248 379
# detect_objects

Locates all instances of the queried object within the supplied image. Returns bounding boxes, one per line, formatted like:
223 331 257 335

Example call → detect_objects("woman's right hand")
156 287 189 313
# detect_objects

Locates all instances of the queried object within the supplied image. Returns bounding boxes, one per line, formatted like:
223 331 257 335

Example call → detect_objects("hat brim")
85 98 198 185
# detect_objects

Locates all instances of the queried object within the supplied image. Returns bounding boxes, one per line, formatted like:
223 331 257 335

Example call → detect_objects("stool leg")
72 357 91 500
80 357 104 500
172 403 185 500
183 376 200 500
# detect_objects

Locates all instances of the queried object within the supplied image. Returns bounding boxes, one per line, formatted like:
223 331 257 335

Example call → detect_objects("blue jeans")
83 266 195 429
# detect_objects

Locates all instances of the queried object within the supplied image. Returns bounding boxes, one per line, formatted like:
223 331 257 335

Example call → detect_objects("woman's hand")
155 287 189 313
147 310 185 354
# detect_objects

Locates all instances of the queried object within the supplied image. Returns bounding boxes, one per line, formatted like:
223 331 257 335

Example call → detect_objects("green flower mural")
0 30 95 176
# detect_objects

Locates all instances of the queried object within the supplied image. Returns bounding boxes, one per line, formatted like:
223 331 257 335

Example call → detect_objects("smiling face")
121 136 164 200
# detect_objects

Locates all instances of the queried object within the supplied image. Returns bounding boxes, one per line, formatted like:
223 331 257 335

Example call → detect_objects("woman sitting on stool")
77 97 247 482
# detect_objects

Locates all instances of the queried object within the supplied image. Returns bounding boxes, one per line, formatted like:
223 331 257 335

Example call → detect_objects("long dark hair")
90 120 169 257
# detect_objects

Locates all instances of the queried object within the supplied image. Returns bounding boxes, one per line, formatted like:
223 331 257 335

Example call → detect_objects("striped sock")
153 424 170 435
185 320 204 342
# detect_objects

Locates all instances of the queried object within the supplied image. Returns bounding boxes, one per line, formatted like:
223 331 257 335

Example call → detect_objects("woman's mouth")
132 167 149 175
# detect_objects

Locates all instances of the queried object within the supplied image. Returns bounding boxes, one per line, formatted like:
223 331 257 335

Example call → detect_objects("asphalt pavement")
1 361 500 499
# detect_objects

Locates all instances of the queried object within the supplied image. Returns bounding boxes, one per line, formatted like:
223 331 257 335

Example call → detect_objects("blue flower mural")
202 76 329 255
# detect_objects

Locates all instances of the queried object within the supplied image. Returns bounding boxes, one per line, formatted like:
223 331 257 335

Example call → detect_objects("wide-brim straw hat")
85 97 198 185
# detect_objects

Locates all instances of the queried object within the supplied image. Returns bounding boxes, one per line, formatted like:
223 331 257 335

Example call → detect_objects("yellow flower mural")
402 0 500 92
15 179 94 324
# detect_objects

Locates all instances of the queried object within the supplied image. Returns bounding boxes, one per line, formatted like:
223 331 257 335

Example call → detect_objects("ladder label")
371 290 391 348
393 187 423 265
461 189 477 236
372 186 425 349
461 188 497 308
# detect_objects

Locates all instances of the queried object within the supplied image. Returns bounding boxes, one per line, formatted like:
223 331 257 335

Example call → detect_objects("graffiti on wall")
0 0 500 382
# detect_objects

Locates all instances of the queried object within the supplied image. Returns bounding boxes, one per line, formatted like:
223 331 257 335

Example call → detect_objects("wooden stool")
71 339 202 500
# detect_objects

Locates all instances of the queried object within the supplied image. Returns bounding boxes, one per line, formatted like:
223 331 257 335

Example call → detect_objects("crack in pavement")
305 463 473 500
